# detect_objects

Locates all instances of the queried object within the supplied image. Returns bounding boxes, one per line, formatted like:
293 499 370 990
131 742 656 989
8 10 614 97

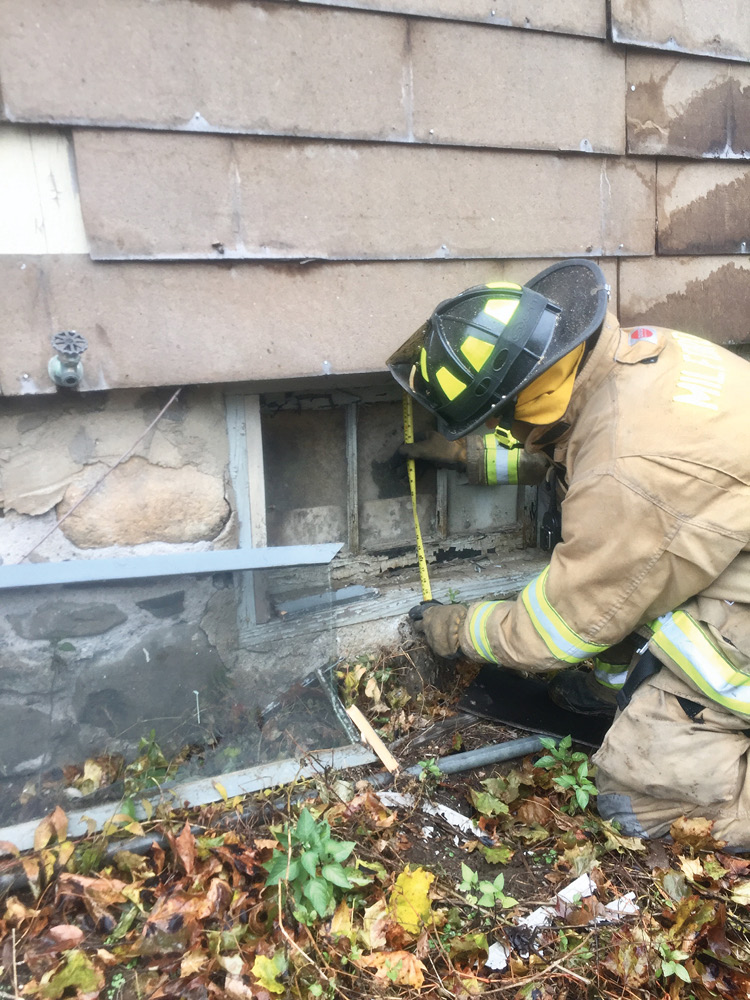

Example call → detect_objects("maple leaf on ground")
679 856 705 881
327 786 397 829
23 925 86 977
24 948 104 1000
602 931 650 987
252 952 287 995
514 796 555 827
56 873 129 933
670 816 727 851
357 950 426 987
389 866 435 936
180 947 209 978
720 853 750 876
668 895 721 955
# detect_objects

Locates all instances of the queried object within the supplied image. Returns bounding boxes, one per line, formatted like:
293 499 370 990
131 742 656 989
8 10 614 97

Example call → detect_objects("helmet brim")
477 258 609 433
387 259 609 440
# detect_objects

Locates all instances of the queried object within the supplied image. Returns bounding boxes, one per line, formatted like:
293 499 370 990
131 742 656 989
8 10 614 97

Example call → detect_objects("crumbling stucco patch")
56 457 230 547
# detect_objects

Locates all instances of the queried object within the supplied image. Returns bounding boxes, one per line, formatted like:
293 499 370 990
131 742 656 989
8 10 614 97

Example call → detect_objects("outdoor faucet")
48 330 88 389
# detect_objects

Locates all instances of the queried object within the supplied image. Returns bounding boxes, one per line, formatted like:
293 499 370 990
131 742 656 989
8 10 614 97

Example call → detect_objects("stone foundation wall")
0 386 234 562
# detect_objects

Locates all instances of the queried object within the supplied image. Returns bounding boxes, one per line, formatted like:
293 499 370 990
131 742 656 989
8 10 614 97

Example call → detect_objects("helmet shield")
387 259 608 439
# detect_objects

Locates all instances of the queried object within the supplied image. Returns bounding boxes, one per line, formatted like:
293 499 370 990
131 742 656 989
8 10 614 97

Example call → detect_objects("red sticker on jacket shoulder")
628 326 658 346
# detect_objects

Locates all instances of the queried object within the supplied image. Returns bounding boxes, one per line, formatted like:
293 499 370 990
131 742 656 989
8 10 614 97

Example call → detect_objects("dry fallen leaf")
389 866 435 936
357 950 426 988
515 796 555 827
670 816 727 851
34 806 68 852
362 898 389 950
173 821 196 876
679 856 705 881
329 899 353 940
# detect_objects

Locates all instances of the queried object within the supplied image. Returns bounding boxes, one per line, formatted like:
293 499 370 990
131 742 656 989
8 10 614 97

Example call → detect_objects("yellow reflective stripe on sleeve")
593 658 628 690
483 436 520 485
484 434 498 484
506 449 519 486
521 566 608 664
468 601 503 663
651 611 750 715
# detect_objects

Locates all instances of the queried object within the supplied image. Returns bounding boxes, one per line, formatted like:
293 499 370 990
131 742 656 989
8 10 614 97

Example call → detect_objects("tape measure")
402 393 433 602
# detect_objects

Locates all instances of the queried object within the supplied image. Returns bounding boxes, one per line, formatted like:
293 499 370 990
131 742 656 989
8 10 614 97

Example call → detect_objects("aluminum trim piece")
0 742 376 854
0 544 343 590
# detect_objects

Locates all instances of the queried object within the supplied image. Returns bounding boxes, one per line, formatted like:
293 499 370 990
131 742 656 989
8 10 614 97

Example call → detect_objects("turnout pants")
593 667 750 850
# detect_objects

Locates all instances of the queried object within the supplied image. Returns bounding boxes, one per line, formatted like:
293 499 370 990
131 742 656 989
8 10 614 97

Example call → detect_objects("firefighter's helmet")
387 259 609 439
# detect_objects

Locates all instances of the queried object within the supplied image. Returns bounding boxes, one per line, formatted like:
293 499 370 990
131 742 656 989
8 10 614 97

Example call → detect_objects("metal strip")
0 742 376 854
0 544 343 591
345 402 360 554
226 394 258 627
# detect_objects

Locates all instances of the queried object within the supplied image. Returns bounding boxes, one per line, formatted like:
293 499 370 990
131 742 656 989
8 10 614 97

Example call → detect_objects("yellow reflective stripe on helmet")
651 611 750 715
435 366 467 401
461 335 494 372
521 566 608 664
469 601 503 663
419 347 429 382
593 658 628 690
484 435 519 485
486 281 522 291
484 298 520 325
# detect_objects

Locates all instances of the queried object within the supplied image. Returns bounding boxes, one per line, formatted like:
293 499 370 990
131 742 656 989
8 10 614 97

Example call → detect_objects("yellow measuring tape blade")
402 393 433 602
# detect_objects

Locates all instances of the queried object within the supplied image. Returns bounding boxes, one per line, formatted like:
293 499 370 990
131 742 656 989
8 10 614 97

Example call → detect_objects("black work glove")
410 600 468 659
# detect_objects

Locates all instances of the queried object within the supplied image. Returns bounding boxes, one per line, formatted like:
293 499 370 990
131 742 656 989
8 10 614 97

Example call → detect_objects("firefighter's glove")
398 431 467 472
412 601 468 660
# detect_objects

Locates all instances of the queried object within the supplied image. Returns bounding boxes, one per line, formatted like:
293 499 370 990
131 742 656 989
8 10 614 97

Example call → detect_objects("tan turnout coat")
457 313 750 844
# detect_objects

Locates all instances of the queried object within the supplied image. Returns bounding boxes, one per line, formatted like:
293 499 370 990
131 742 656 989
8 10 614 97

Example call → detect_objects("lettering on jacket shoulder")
671 331 725 412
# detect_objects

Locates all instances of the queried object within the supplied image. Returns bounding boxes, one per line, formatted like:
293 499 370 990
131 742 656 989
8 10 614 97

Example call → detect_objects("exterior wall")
0 0 749 793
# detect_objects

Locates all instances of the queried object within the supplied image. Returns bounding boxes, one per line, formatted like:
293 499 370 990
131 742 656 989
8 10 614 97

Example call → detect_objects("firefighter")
387 259 750 847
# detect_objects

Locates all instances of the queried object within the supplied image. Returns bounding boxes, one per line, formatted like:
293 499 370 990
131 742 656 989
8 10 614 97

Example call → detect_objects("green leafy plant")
106 971 126 1000
457 863 517 909
447 587 461 604
656 941 691 983
417 758 441 791
123 729 177 797
535 735 598 813
264 807 367 925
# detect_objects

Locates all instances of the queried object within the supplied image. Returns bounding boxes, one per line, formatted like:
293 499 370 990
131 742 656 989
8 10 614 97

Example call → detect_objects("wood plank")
619 256 750 346
73 131 654 261
627 53 750 158
657 163 750 255
0 0 408 139
0 255 618 395
612 0 750 62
